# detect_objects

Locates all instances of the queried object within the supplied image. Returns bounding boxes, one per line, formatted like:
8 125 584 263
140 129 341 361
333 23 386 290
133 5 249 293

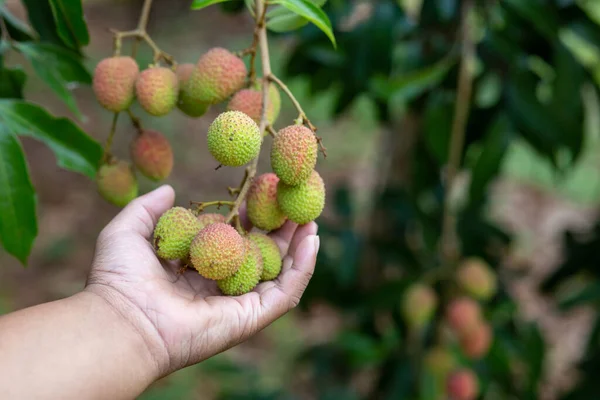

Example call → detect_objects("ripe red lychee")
130 130 173 181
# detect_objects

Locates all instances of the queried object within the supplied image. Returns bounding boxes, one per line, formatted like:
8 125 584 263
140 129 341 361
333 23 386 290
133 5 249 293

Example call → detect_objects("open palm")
86 185 319 377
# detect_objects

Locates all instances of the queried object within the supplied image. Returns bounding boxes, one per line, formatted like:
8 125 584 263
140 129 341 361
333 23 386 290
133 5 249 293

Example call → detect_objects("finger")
287 222 318 258
268 220 298 257
101 185 175 240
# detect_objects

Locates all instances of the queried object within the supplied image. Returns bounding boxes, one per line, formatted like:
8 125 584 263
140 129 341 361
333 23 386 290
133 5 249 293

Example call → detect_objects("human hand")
86 185 319 379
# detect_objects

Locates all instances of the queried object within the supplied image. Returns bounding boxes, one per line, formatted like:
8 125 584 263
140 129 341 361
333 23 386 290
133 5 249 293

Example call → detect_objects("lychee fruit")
459 322 492 359
186 48 247 104
130 130 173 181
135 66 179 116
446 369 479 400
456 257 497 301
247 173 287 231
93 56 139 112
207 111 261 167
247 232 282 281
227 83 280 125
153 207 202 260
271 125 318 186
445 298 482 336
176 63 210 118
423 347 456 377
277 170 325 225
401 283 437 329
197 213 226 230
97 160 138 207
190 222 246 280
217 239 264 295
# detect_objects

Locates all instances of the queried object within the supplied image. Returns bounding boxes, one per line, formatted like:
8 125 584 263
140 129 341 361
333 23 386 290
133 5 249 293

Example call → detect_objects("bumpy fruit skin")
207 111 261 166
190 222 246 280
456 257 497 300
401 284 437 328
445 298 482 336
153 207 202 260
187 48 247 104
135 67 179 116
277 170 325 225
227 83 280 125
130 130 173 181
424 347 456 377
176 63 210 118
447 369 479 400
93 56 139 112
459 322 492 359
97 161 138 207
247 232 282 281
247 173 287 231
197 213 226 230
271 125 318 186
217 240 264 295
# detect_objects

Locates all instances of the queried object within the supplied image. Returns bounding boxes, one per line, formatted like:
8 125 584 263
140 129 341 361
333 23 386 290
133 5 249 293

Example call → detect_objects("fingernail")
314 235 320 255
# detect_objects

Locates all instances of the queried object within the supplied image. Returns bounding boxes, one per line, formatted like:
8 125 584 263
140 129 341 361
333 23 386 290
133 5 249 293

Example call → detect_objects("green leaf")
48 0 90 49
559 282 600 310
15 42 91 118
0 126 37 265
191 0 233 10
0 100 102 178
21 0 64 46
0 67 26 99
266 0 327 32
0 6 36 41
270 0 336 47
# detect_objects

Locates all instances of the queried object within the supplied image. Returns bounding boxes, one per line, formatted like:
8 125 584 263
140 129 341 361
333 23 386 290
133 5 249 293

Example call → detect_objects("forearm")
0 291 159 400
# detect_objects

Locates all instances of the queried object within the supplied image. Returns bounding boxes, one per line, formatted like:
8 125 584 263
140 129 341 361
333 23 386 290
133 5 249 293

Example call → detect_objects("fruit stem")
101 112 120 163
190 200 235 213
441 0 475 265
126 109 144 134
265 125 277 137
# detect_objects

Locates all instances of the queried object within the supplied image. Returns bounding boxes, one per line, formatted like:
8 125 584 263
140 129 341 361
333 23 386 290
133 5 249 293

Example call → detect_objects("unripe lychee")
130 130 173 181
247 232 282 281
197 213 226 230
445 298 482 336
190 222 246 280
153 207 202 260
207 111 261 166
423 347 456 377
176 63 210 118
135 66 179 116
187 48 247 104
271 125 318 186
447 369 479 400
97 160 138 207
277 170 325 225
247 173 287 231
217 239 264 295
401 283 437 329
456 257 497 300
459 322 492 359
227 83 280 125
93 56 139 112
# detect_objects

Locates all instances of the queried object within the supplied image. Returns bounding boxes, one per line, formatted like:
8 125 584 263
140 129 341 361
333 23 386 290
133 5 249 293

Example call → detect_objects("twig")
440 0 475 264
190 200 235 213
126 109 143 134
266 125 277 137
102 113 120 163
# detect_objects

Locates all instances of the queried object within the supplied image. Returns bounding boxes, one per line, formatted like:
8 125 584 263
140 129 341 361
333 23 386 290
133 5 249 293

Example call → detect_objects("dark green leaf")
21 0 63 46
0 67 26 99
15 42 91 118
191 0 233 10
0 6 35 41
48 0 90 49
0 126 37 265
270 0 336 47
0 100 102 178
559 282 600 310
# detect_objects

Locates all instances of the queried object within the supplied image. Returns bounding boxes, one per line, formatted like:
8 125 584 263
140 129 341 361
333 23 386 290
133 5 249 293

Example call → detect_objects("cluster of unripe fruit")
401 257 497 400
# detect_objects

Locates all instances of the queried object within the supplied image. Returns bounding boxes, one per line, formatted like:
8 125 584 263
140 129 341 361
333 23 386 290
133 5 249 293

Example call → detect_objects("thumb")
101 185 175 239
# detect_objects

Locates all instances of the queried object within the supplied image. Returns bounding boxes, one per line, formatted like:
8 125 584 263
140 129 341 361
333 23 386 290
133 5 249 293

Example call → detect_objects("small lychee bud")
135 66 179 116
271 125 318 186
97 160 138 207
456 257 497 300
445 298 482 336
190 222 246 280
277 170 325 225
176 63 210 118
130 130 173 181
401 283 437 329
459 322 492 360
207 111 261 167
153 207 202 261
197 213 226 230
93 56 139 112
446 369 479 400
247 173 287 231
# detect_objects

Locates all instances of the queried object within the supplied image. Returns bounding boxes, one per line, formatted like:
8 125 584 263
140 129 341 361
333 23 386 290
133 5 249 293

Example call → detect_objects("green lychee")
217 239 264 295
227 83 280 125
153 207 202 260
271 125 318 186
190 222 246 280
130 130 173 181
207 111 261 167
97 160 138 207
401 283 437 329
247 173 287 231
135 66 179 116
456 257 497 301
93 56 139 112
197 213 226 230
176 63 210 118
277 170 325 225
247 232 282 281
423 347 456 377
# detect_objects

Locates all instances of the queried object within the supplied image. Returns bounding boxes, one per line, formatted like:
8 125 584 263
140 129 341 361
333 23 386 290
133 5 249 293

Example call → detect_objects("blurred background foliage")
2 0 600 399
